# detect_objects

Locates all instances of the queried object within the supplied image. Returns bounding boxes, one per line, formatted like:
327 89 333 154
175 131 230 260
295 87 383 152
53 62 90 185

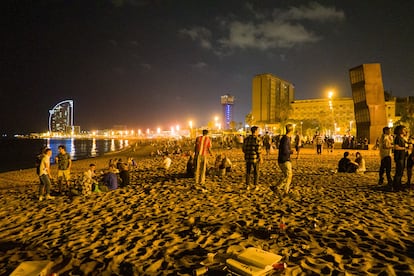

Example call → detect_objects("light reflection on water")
91 138 97 157
45 138 129 164
110 139 115 152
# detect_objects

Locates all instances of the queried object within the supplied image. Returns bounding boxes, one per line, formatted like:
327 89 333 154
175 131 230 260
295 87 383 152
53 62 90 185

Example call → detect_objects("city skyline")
1 1 413 134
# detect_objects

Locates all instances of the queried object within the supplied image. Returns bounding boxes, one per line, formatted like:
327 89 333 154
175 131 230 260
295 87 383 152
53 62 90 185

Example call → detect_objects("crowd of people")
35 124 413 200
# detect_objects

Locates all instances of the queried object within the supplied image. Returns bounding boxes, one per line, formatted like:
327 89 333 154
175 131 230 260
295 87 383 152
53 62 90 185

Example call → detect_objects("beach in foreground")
1 145 414 275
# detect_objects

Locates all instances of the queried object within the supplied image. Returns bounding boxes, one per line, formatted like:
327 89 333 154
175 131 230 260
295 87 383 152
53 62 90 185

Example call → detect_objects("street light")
214 116 219 129
327 90 335 136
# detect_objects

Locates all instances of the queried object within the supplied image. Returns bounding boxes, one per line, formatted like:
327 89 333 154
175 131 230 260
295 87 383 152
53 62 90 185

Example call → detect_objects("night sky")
1 0 413 134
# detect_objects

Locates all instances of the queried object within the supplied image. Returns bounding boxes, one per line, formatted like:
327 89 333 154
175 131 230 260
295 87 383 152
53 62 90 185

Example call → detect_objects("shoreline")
0 141 156 189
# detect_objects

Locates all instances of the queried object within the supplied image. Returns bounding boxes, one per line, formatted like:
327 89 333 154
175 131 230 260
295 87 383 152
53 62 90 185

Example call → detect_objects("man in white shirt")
38 148 55 201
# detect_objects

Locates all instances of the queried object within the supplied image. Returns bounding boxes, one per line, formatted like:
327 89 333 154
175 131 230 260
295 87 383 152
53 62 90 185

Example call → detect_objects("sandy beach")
1 143 414 275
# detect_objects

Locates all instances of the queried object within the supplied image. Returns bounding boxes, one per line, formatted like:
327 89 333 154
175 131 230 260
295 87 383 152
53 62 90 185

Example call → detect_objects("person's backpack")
35 154 43 175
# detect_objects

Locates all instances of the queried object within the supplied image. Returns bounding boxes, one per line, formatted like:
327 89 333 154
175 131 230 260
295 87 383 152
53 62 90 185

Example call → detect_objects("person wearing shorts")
55 145 72 193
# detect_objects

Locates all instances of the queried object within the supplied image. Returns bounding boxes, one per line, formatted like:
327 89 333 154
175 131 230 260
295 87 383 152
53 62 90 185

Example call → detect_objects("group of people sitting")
72 157 136 196
337 151 366 173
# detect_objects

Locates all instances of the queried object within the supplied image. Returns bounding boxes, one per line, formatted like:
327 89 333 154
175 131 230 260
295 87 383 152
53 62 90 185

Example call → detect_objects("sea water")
0 138 130 173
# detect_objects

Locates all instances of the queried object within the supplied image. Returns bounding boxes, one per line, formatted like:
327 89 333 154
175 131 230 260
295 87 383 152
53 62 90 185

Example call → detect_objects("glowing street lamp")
388 119 393 128
327 90 335 136
189 120 193 138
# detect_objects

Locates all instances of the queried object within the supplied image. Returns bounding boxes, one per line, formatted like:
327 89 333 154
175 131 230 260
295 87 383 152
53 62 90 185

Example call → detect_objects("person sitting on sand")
103 165 118 191
118 161 130 187
127 157 136 169
218 153 232 178
213 153 224 176
162 154 172 171
186 151 195 177
337 152 358 173
355 152 366 174
79 163 99 195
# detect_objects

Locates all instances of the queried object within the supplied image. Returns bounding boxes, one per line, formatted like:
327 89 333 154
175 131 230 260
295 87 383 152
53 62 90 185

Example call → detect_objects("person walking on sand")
38 148 55 201
378 126 393 186
242 126 262 190
393 125 408 191
275 124 294 194
55 145 72 194
194 129 213 190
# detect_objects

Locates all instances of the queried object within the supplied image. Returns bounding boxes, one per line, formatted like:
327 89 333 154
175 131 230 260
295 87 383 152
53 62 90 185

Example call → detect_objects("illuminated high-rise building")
221 94 234 129
252 73 294 127
349 64 387 143
49 100 74 133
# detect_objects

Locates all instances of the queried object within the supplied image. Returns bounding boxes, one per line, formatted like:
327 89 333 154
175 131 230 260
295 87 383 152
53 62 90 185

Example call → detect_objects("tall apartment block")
221 94 234 130
349 63 387 143
252 73 294 127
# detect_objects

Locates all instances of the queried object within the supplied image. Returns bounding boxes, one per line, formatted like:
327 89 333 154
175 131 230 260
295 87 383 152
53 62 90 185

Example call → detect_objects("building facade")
221 94 234 130
349 64 387 143
251 73 294 127
291 98 355 136
48 99 74 133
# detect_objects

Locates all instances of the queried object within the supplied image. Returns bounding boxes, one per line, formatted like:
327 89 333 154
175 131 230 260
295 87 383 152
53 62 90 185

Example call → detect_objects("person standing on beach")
293 131 302 159
242 126 262 190
275 124 294 194
194 129 213 189
378 126 393 186
55 145 72 194
263 132 271 156
38 148 55 201
393 125 408 191
315 132 324 155
406 147 414 187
